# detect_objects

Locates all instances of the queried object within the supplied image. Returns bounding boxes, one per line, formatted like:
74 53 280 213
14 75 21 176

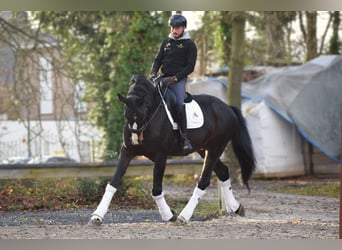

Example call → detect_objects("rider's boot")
177 104 193 154
181 133 193 155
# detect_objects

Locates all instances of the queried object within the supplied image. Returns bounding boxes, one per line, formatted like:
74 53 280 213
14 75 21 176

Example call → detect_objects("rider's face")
171 26 185 39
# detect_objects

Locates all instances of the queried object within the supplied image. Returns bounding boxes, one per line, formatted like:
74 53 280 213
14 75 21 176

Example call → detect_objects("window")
39 57 53 114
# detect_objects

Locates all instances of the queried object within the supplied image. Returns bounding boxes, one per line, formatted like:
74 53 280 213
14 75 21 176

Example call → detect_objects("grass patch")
163 174 198 186
276 183 340 198
166 197 222 221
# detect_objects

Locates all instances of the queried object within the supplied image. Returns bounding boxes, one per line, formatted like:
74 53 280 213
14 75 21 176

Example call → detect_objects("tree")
299 11 318 61
246 11 297 65
227 12 245 107
35 11 168 159
222 12 247 187
191 11 232 75
329 11 341 54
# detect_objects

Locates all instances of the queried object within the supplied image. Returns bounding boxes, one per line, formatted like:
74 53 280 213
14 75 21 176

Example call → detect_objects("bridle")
127 79 167 134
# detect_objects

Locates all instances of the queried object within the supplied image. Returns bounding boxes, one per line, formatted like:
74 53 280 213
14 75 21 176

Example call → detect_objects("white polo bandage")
152 192 174 221
92 183 117 219
221 179 240 212
179 187 206 222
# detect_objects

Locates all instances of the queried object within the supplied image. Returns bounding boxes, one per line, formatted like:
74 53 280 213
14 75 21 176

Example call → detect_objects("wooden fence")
0 159 204 179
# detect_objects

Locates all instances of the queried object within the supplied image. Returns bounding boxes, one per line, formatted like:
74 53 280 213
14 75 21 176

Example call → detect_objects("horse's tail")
230 106 256 192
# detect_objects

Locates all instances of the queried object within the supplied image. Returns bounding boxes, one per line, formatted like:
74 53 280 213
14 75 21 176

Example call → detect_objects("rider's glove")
163 76 178 85
148 72 157 81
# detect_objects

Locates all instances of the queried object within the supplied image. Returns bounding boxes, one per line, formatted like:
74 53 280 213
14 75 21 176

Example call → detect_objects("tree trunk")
225 12 246 186
329 11 340 54
264 11 286 64
227 11 245 107
305 11 317 61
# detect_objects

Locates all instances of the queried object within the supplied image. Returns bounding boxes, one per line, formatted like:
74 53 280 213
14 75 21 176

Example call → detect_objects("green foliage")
192 11 232 69
0 178 80 210
76 177 108 201
276 183 340 198
245 11 297 65
34 11 168 159
215 12 232 66
0 177 155 211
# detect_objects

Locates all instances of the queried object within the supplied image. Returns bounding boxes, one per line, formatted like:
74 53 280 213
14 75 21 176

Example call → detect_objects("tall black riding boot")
176 104 193 154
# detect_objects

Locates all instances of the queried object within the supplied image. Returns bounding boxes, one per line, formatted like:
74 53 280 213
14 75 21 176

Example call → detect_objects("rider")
148 13 197 154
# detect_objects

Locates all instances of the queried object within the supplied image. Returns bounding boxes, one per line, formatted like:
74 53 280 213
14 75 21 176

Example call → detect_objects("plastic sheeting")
242 55 342 162
242 100 305 177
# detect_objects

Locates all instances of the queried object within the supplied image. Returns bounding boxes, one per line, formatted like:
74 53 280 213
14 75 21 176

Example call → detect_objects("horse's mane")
128 75 154 98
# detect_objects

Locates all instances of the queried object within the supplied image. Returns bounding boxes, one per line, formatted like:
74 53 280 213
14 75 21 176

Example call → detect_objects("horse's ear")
117 93 128 104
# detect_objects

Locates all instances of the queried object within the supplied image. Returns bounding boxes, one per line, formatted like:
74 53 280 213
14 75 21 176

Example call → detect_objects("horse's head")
118 75 155 129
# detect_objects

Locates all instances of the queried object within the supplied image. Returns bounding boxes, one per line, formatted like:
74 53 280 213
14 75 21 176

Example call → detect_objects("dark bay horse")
89 75 255 225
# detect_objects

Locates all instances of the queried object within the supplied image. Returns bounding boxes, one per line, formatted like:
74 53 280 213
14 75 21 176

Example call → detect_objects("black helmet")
168 14 187 27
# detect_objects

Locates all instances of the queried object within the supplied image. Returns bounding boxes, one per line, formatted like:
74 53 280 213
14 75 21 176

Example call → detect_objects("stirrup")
182 137 193 154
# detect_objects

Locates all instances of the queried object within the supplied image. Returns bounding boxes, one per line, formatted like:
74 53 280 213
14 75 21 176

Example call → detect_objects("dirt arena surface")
0 176 339 239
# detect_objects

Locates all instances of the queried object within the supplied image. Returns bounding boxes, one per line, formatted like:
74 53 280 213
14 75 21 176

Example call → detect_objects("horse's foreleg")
90 184 117 225
88 146 134 226
152 192 176 221
178 187 206 222
151 153 176 222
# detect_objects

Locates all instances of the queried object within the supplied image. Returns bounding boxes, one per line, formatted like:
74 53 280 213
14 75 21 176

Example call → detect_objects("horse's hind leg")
214 160 245 216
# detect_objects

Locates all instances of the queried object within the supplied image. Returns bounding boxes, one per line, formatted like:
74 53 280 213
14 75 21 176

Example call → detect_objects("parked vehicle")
28 155 77 164
1 156 31 164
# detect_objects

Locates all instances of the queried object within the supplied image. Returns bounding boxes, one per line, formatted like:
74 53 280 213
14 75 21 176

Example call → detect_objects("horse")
89 74 256 225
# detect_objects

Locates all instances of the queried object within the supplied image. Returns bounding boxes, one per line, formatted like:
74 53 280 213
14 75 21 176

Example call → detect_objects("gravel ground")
0 176 339 239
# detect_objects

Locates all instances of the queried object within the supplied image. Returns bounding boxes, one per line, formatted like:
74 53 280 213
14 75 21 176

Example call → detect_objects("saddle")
156 82 204 130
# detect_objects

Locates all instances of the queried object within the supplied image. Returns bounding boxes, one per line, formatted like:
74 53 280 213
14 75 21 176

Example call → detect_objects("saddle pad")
163 99 204 130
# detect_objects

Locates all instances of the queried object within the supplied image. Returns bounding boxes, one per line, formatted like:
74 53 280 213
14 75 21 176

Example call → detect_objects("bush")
0 176 158 211
76 177 107 201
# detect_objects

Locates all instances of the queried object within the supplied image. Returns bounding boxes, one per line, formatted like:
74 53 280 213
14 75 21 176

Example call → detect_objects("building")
0 12 101 163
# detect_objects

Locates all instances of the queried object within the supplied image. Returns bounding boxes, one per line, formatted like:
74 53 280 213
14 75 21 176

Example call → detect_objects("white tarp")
242 100 305 177
242 55 342 162
189 77 228 102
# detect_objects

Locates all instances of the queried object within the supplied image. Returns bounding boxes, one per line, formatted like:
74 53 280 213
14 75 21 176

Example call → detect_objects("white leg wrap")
152 192 174 221
92 184 117 219
221 179 240 212
179 187 206 222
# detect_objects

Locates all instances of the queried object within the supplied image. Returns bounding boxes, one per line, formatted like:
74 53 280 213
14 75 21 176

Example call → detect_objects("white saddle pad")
163 99 204 130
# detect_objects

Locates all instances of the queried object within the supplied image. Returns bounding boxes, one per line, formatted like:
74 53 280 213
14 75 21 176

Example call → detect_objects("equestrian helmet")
168 14 187 27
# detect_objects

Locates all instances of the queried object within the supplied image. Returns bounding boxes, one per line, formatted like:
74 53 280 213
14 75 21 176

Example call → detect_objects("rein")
128 81 167 134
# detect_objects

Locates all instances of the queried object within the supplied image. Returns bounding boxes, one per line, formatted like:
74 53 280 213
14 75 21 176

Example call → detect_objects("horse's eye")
137 98 144 105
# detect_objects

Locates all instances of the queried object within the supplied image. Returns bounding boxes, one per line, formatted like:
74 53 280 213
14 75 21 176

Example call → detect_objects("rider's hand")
148 72 157 81
163 76 177 85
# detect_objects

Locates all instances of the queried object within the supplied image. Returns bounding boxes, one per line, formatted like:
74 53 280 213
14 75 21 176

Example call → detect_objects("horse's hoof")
235 204 245 217
169 210 178 222
177 215 189 224
88 215 103 227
